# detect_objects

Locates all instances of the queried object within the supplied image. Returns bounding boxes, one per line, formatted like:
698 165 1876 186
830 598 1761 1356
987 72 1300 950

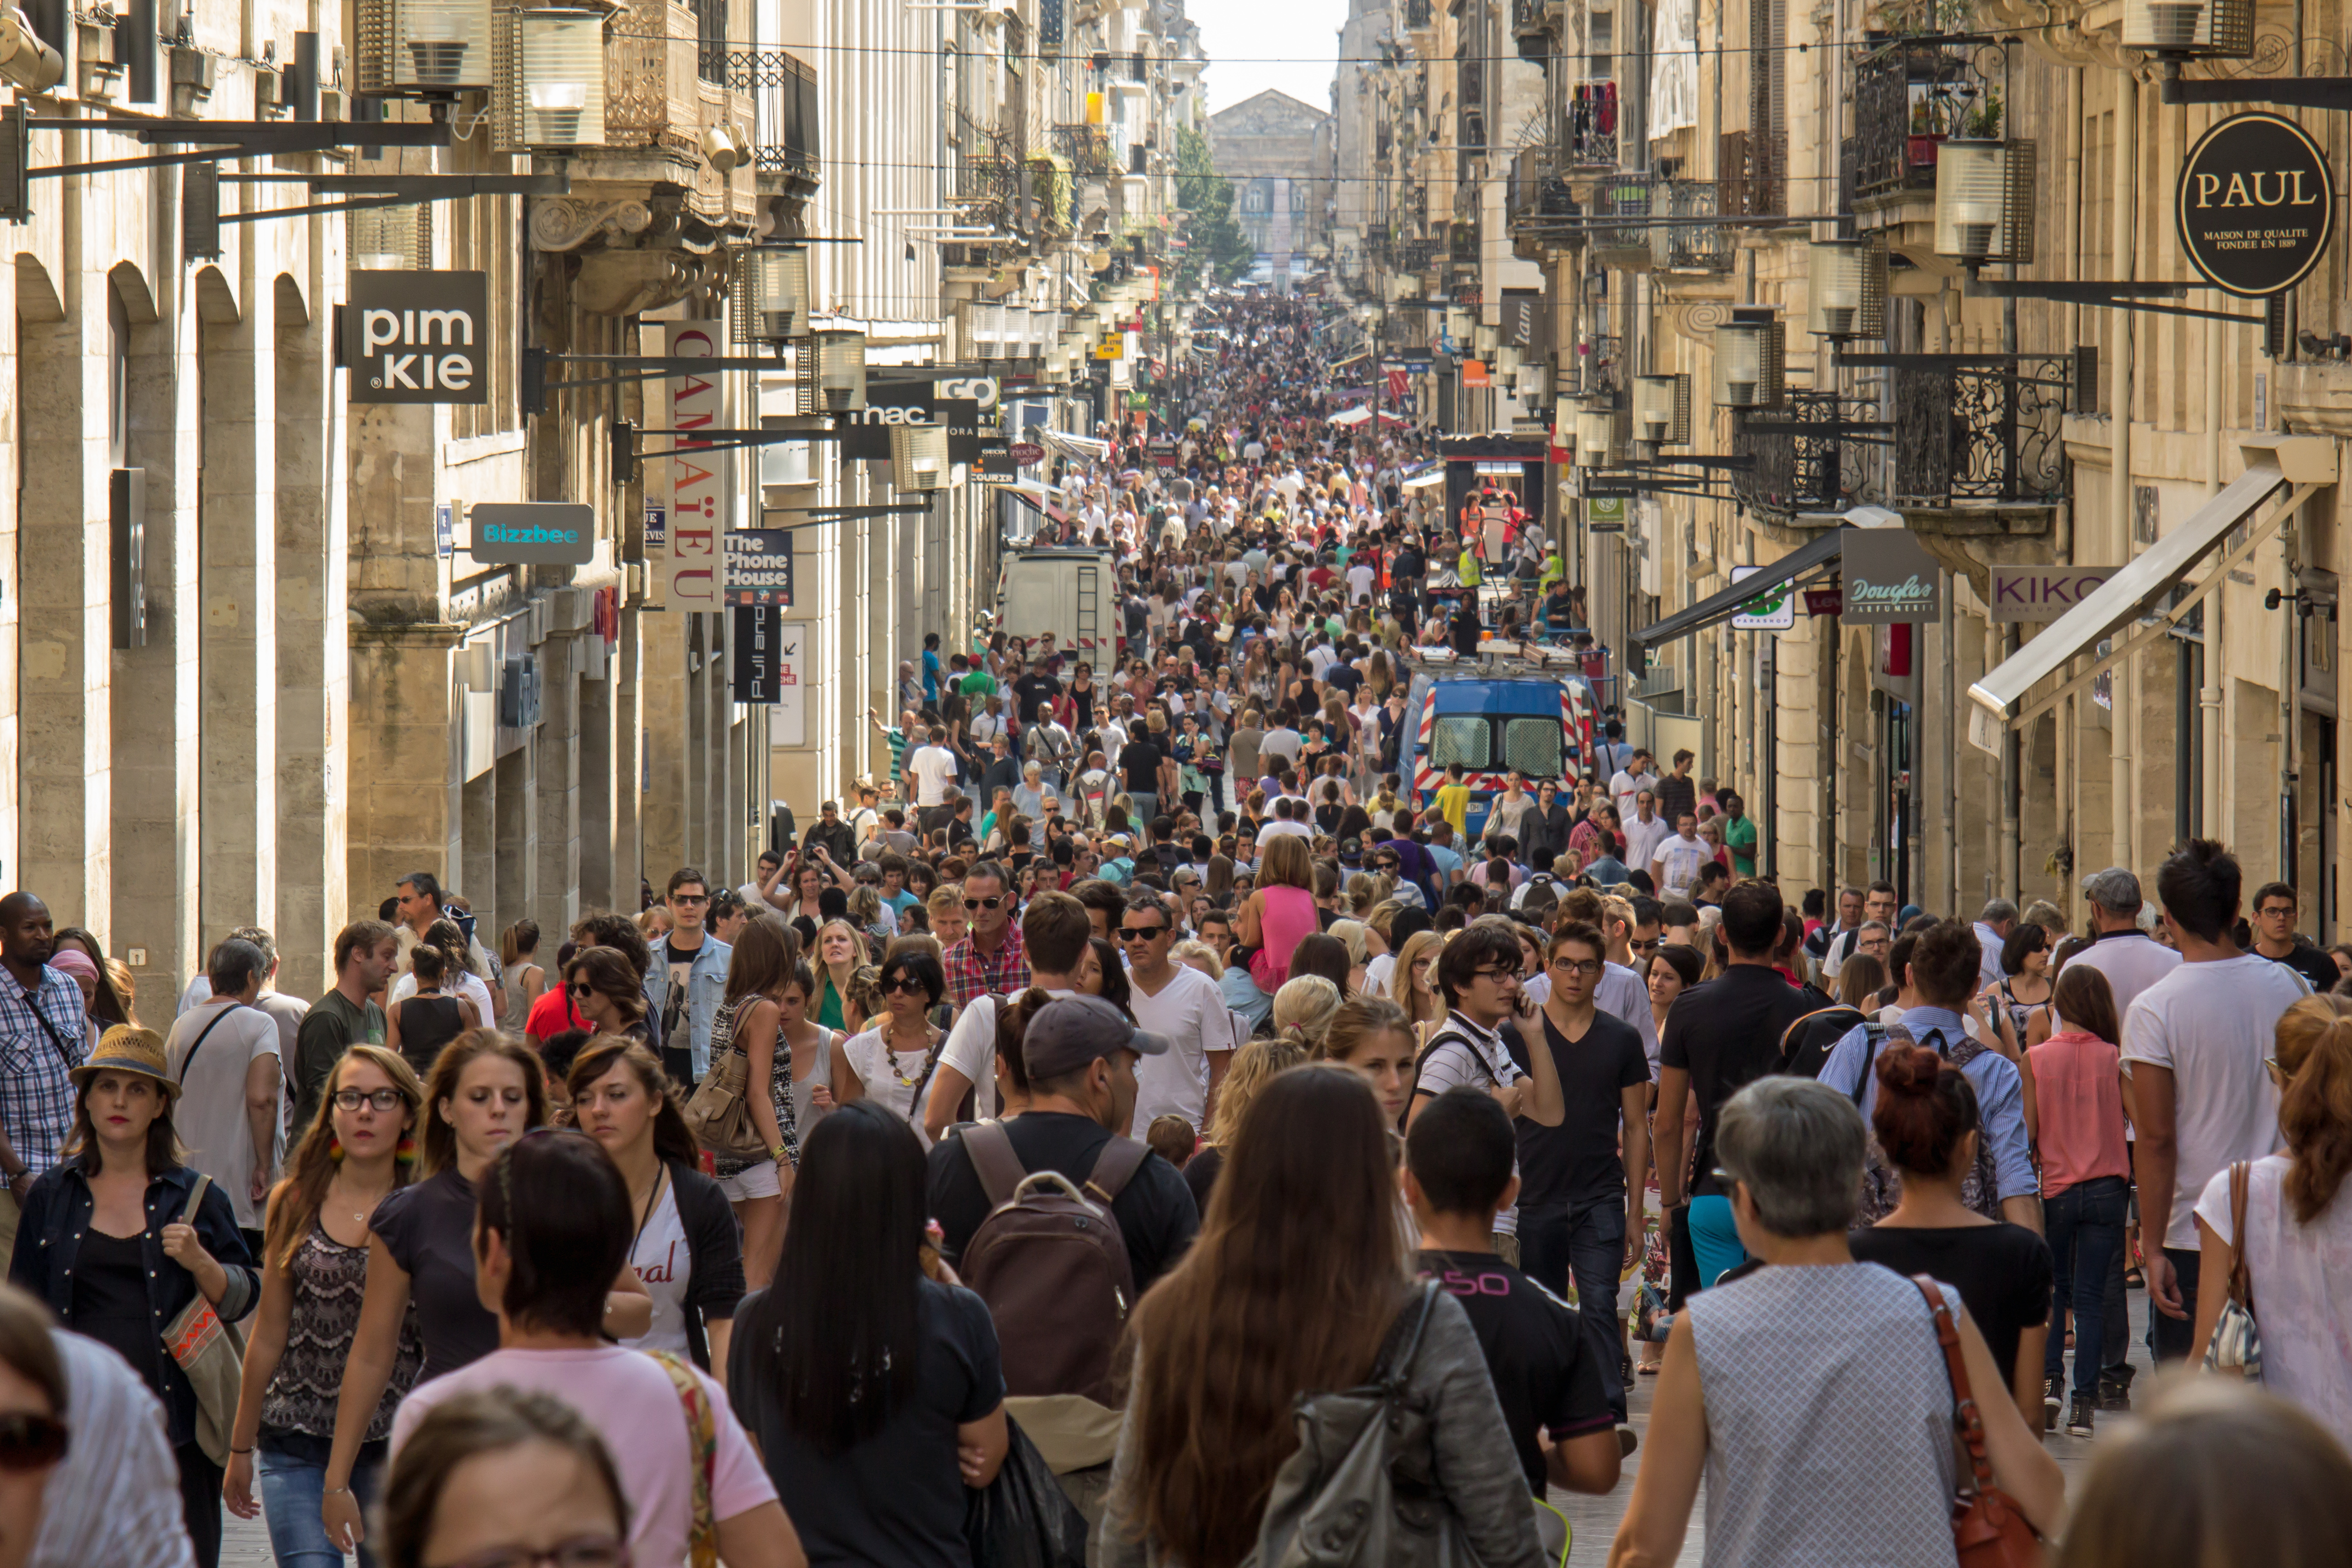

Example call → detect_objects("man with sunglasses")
656 868 732 1085
942 862 1029 1010
1120 894 1235 1133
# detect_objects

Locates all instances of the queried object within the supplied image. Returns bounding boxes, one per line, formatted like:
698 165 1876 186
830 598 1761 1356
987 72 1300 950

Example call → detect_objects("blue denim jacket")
642 935 733 1081
7 1157 258 1446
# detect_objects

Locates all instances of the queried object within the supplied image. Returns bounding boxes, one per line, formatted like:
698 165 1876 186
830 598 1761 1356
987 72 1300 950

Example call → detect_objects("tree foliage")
1174 124 1255 289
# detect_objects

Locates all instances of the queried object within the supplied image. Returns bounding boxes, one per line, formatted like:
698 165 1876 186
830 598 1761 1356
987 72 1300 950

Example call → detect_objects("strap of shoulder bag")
2227 1160 2256 1313
1083 1137 1150 1205
176 1004 245 1083
181 1172 211 1225
963 1120 1028 1208
23 985 82 1070
1911 1275 1997 1497
1372 1280 1443 1391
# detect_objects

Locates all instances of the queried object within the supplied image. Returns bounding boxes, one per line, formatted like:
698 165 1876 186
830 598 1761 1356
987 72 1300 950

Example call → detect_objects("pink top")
1247 885 1322 994
2026 1029 2132 1195
389 1346 776 1564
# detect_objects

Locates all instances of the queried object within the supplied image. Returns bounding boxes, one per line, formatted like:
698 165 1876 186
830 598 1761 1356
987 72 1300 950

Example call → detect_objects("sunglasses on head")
0 1412 69 1471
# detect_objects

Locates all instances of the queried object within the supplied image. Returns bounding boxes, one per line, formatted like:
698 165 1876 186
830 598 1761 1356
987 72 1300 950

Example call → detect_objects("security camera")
0 9 63 93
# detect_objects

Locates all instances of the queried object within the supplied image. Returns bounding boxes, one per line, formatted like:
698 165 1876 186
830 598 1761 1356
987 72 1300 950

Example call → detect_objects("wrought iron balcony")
1731 391 1876 514
1852 35 2000 201
735 49 819 189
1405 0 1432 28
1566 80 1619 169
1051 123 1116 177
1890 355 2071 508
1654 179 1733 271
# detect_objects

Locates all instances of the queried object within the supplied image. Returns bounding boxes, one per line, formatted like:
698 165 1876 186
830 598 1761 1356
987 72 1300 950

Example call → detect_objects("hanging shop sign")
1586 495 1627 531
732 603 781 702
345 271 489 404
1839 528 1941 623
1804 586 1843 616
469 503 596 566
1730 564 1796 631
841 385 938 462
1987 564 2120 621
2177 112 2335 298
722 530 794 607
655 322 729 610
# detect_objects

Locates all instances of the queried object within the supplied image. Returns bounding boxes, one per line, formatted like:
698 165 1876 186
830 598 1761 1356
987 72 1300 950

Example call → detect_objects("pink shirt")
1247 885 1322 994
388 1346 776 1564
2026 1030 2133 1195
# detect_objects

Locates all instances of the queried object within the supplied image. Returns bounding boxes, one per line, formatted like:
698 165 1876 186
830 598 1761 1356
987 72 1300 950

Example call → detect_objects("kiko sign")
1987 564 2119 622
2177 112 2335 297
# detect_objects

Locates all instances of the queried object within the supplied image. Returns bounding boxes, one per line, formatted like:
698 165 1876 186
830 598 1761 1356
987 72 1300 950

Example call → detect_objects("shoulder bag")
2202 1160 2263 1378
162 1174 249 1467
1911 1276 2042 1568
681 1008 779 1165
650 1349 720 1568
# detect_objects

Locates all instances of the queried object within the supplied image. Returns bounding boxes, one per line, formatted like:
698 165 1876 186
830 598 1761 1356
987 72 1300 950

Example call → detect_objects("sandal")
1637 1362 1662 1375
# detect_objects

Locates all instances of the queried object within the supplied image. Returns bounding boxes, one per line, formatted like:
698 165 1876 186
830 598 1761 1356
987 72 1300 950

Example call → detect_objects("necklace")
885 1021 935 1085
331 1174 393 1228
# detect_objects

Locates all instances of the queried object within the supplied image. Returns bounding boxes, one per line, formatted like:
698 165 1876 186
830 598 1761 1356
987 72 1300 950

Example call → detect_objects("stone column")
642 607 688 882
535 611 588 939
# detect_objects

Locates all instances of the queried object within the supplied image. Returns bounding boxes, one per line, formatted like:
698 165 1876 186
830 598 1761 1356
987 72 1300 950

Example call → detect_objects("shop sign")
1587 495 1627 531
1839 528 1940 623
841 386 938 462
470 502 596 566
655 322 728 610
1730 564 1796 631
732 603 780 702
1805 586 1843 616
1461 360 1490 387
1010 442 1045 466
1988 564 2118 621
722 530 794 607
2177 112 2335 298
346 271 489 404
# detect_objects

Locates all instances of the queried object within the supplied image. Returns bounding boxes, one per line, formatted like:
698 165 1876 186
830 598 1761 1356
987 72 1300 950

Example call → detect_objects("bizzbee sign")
345 272 490 404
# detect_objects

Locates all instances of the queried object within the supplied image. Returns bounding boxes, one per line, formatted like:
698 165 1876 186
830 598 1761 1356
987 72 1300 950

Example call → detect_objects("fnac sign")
346 271 490 404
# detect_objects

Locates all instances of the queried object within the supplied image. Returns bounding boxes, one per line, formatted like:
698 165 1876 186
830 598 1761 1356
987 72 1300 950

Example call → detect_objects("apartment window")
695 0 726 83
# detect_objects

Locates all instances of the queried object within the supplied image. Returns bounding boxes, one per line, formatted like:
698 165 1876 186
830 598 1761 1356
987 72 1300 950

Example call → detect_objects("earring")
394 1133 418 1165
328 1135 346 1165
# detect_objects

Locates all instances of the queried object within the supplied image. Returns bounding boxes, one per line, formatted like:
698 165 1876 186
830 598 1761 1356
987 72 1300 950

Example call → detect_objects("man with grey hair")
2062 867 2181 1018
1973 899 2019 991
162 938 284 1252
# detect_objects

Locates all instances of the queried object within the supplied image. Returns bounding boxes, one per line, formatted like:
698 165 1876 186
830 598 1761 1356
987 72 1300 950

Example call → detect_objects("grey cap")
1023 995 1169 1082
2080 866 2142 913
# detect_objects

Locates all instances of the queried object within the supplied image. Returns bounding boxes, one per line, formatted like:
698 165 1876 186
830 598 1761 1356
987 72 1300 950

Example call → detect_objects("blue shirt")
1817 1006 2038 1204
1219 965 1273 1033
922 648 943 705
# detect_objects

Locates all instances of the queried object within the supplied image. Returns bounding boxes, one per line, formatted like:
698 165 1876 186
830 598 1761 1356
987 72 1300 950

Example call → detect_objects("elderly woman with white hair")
1607 1076 2064 1568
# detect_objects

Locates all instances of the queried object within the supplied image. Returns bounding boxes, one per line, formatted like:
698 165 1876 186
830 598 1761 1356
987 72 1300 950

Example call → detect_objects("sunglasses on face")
333 1088 408 1113
569 981 598 998
880 975 929 996
964 895 1005 911
0 1412 69 1471
1119 925 1168 941
670 892 707 905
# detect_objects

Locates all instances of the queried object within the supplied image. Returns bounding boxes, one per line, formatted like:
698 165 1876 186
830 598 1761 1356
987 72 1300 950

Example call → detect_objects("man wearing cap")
926 994 1200 1294
162 938 285 1253
0 891 86 1258
2063 867 2181 1017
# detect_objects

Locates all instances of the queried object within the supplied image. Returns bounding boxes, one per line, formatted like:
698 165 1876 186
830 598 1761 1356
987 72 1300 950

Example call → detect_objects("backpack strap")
963 1120 1029 1208
1083 1136 1150 1205
1846 1023 1889 1107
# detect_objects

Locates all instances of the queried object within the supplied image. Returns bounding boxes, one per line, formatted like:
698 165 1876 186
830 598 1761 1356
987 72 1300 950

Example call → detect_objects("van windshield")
1431 716 1491 770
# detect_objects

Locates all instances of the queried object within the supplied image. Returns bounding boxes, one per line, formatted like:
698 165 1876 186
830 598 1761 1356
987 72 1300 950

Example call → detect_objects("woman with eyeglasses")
559 949 648 1048
567 1038 744 1372
321 1034 647 1555
224 1045 426 1568
1985 922 2054 1057
812 919 868 1034
382 1132 799 1568
7 1027 258 1568
843 952 952 1147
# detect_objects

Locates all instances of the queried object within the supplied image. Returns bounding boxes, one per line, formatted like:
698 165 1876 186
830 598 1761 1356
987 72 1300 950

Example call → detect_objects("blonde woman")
1182 1034 1311 1209
1389 928 1448 1043
1327 919 1372 996
1270 972 1344 1053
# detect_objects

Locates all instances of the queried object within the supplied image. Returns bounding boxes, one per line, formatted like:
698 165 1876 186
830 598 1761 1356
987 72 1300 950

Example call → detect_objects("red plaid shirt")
944 922 1029 1009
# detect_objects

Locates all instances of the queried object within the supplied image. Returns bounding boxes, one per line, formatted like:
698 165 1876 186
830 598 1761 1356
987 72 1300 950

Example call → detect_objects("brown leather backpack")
957 1122 1149 1407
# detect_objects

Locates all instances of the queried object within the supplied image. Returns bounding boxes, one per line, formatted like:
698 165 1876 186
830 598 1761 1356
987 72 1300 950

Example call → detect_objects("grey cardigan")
1098 1288 1544 1568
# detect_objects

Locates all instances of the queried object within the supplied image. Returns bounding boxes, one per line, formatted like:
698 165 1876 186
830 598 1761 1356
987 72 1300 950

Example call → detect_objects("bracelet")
772 1145 792 1163
230 1446 254 1455
325 1487 353 1497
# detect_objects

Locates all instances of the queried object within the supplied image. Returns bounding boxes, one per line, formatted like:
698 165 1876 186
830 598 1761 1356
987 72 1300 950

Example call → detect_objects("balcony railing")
1566 81 1619 169
1405 0 1432 28
1732 391 1875 514
729 48 819 181
1890 356 2071 507
1655 179 1733 271
1852 35 1999 201
1051 123 1116 176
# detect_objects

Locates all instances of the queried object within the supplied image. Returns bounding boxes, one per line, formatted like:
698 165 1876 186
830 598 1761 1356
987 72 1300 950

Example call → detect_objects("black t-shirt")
2265 940 2339 993
370 1170 498 1382
1413 1250 1617 1490
1510 1009 1651 1209
928 1112 1200 1294
1847 1226 2054 1387
1122 740 1164 794
1659 965 1822 1200
728 1277 1003 1568
1012 673 1062 725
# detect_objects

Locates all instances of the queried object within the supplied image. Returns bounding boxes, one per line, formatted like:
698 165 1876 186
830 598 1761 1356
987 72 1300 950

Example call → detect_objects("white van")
995 546 1122 657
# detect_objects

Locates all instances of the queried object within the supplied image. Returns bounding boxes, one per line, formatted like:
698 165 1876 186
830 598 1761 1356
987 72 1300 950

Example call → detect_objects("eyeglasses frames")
880 975 931 996
332 1088 409 1113
964 896 1005 911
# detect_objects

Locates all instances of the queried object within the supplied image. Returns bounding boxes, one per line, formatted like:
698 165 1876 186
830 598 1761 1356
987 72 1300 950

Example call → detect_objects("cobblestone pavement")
223 1292 2156 1565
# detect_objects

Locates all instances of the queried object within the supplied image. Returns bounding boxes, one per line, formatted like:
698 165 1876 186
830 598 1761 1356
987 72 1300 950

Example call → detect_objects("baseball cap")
2080 866 2142 913
1023 995 1170 1081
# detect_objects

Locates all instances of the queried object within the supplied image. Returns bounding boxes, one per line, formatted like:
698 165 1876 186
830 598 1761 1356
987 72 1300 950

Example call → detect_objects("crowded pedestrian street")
7 0 2352 1558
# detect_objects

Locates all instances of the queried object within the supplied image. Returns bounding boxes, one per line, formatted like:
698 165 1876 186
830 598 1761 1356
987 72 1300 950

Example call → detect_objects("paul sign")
2177 112 2335 298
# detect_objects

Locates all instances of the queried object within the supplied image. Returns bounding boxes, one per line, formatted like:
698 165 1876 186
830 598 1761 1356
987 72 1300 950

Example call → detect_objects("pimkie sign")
345 272 489 404
2177 112 2335 298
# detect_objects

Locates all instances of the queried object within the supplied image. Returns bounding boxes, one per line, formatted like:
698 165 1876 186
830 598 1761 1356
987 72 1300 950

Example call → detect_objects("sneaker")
1621 1349 1635 1391
2042 1376 2063 1431
2067 1393 2097 1438
1617 1426 1640 1459
2098 1364 2136 1413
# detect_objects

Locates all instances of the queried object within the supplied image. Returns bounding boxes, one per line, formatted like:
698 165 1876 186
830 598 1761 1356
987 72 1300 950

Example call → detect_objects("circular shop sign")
2177 112 2335 298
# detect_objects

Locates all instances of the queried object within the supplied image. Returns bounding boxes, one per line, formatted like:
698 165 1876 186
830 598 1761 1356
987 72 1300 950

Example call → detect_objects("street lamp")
2123 0 2252 51
891 423 951 491
811 328 867 412
735 246 811 345
1933 139 2031 264
1574 404 1615 467
1805 238 1886 341
497 9 606 147
361 0 493 91
1710 309 1784 409
1632 373 1691 447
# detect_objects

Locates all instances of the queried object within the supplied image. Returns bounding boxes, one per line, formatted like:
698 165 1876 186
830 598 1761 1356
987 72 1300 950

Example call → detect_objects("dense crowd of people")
1 295 2351 1568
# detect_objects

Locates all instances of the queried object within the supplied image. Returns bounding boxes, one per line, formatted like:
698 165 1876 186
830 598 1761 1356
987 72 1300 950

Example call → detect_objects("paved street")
222 1293 2156 1564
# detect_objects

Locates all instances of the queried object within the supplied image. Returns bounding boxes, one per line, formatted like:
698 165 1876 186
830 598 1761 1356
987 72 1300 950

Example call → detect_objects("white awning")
1042 429 1110 464
1966 435 2337 752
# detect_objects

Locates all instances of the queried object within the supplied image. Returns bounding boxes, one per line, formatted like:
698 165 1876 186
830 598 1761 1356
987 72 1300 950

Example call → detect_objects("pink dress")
1247 886 1322 994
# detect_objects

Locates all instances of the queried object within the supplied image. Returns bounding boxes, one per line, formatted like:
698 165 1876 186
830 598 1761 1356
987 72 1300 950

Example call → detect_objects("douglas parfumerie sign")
2177 112 2335 298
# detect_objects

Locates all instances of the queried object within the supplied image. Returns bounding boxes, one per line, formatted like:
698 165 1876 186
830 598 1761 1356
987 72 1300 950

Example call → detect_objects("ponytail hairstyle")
1269 973 1343 1050
1870 1040 1982 1179
500 919 540 970
1206 1035 1309 1145
425 918 475 978
2274 994 2352 1223
993 988 1059 1098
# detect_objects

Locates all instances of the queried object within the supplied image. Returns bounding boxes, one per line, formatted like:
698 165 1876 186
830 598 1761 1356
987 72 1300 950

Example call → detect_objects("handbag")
1911 1276 2042 1568
1245 1281 1489 1568
161 1175 248 1468
963 1413 1090 1568
2202 1160 2263 1378
680 1018 774 1164
650 1351 720 1568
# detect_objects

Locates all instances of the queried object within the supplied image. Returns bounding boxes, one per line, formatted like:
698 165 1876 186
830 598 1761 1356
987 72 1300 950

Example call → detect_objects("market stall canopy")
1328 406 1411 427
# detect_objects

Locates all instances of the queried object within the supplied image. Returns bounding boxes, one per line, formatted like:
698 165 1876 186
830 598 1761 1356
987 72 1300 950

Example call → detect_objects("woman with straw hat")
6 1024 258 1568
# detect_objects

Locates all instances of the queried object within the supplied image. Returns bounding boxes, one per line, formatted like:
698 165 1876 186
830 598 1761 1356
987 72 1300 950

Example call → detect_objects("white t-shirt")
1653 834 1711 899
1365 952 1396 998
937 988 1080 1122
1254 819 1314 848
1608 769 1650 819
2195 1153 2352 1449
620 1178 692 1356
1347 562 1376 602
2063 931 2183 1018
1623 814 1674 873
2121 953 2309 1248
162 1000 285 1230
1412 1018 1524 1235
845 1025 951 1148
907 744 960 807
1127 962 1232 1132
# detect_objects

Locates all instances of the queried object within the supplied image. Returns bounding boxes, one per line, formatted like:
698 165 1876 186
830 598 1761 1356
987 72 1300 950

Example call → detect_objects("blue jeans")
1520 1200 1630 1421
1686 1195 1749 1289
259 1437 385 1568
1127 792 1158 827
2043 1175 2128 1396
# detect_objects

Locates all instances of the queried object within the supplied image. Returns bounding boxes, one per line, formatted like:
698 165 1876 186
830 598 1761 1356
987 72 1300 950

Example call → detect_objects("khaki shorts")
0 1190 19 1266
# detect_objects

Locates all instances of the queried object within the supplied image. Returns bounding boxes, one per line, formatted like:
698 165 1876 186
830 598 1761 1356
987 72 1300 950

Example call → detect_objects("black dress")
394 994 466 1075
